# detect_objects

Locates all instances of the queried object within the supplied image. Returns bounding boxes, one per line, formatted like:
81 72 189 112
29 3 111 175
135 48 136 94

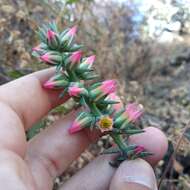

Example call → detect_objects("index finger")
0 68 69 129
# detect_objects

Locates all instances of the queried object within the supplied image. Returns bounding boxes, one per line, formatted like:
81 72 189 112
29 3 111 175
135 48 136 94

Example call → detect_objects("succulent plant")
32 22 152 167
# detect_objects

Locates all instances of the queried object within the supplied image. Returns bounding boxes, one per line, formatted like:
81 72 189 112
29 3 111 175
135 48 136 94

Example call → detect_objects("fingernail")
114 159 158 190
122 174 158 190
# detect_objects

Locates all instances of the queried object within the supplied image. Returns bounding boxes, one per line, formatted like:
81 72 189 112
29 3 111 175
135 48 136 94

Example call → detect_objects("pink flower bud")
114 103 143 127
40 53 50 63
69 121 82 134
43 80 66 89
134 145 145 154
125 103 143 122
43 73 69 89
68 83 88 97
86 55 96 67
89 80 117 101
47 29 56 42
40 52 62 65
68 86 83 97
46 30 60 49
100 80 117 95
77 55 96 72
69 112 92 134
43 81 54 89
70 51 82 64
67 26 77 37
32 45 41 52
32 44 47 56
60 26 77 47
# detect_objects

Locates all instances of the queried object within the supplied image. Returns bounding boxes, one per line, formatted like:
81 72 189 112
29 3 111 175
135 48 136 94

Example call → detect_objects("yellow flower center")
98 116 113 132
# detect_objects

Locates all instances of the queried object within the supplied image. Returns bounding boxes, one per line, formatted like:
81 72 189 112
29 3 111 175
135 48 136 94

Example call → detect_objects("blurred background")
0 0 190 189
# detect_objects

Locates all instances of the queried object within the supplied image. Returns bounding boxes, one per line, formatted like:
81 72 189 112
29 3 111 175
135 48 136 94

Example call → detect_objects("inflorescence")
32 22 152 167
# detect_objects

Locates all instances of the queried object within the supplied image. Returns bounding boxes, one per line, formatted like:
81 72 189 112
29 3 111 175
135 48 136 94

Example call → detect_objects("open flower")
98 116 113 132
69 112 93 134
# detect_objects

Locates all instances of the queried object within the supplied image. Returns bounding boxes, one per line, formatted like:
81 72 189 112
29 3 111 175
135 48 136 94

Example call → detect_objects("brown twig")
158 121 190 189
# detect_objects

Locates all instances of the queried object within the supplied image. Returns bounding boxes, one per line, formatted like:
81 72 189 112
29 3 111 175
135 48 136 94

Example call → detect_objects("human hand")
0 68 168 190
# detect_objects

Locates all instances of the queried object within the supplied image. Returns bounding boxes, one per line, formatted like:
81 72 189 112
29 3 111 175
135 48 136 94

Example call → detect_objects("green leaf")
59 88 68 98
111 128 145 135
88 82 101 90
69 44 84 52
27 120 46 140
66 0 80 4
99 100 120 105
6 70 26 79
83 74 99 80
51 104 69 114
37 28 47 43
48 21 58 33
132 152 154 160
102 147 121 154
114 108 125 118
79 96 87 106
52 99 77 115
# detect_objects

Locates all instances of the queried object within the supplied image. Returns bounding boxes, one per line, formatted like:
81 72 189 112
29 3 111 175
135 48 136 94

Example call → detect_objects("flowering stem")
111 134 127 153
34 23 149 168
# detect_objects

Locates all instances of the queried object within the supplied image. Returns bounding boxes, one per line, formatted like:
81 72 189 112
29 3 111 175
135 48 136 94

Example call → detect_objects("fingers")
25 110 100 190
0 68 68 129
60 155 115 190
0 149 36 190
59 127 167 190
60 158 158 190
109 159 157 190
26 123 167 190
0 102 26 157
0 68 68 157
129 127 168 166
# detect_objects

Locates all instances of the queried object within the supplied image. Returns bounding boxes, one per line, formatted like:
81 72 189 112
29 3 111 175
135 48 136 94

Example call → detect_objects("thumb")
109 159 158 190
